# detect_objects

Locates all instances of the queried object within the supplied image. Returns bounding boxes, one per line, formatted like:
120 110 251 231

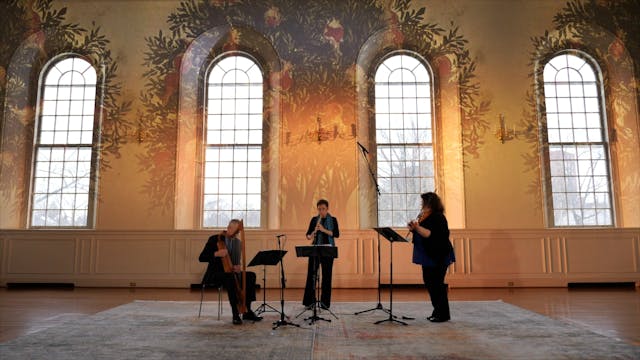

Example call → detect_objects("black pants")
421 264 450 319
213 271 257 317
303 256 334 307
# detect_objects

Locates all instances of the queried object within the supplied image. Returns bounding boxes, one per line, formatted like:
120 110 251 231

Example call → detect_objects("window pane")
375 53 434 227
31 56 97 227
204 54 264 228
542 53 613 227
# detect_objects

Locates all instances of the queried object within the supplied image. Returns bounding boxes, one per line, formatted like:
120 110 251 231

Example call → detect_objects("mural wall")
1 0 639 231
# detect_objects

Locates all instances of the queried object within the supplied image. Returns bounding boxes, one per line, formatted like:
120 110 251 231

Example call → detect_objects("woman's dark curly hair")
420 192 444 213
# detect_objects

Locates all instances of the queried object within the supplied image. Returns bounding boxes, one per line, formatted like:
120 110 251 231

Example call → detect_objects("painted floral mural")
522 0 639 212
3 0 634 229
139 0 488 224
0 0 131 220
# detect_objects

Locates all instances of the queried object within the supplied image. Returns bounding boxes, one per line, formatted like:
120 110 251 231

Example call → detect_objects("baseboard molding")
568 282 636 289
6 282 75 289
189 283 261 290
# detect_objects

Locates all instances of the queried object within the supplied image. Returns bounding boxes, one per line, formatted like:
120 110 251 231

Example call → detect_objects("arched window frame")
541 50 615 227
202 51 264 228
29 54 100 228
373 51 435 227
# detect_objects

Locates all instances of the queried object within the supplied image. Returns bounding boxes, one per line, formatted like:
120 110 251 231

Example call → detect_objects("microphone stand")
354 141 394 318
272 234 299 330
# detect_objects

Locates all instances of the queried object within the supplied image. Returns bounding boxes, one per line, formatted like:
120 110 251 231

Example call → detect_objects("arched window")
542 52 613 226
375 53 434 227
203 54 263 227
30 56 98 227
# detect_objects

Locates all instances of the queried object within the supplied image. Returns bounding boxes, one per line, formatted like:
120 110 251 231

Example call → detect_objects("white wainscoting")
1 229 638 288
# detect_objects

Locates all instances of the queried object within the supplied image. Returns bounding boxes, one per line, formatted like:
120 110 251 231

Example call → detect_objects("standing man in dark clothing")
302 199 340 309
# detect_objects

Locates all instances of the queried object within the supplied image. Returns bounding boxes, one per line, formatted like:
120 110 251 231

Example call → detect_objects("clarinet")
312 214 322 245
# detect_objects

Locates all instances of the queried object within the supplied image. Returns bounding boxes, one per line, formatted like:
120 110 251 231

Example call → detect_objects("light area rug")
0 300 638 359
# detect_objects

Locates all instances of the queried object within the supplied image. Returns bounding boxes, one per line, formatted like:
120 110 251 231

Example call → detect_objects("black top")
418 212 453 263
306 216 340 245
198 233 240 283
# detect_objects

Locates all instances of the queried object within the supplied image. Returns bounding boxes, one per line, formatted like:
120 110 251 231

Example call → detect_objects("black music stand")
373 227 412 325
271 235 300 330
248 250 286 315
295 245 338 324
354 229 395 318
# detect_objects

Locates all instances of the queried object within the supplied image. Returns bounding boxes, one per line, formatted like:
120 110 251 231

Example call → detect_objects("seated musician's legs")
240 271 262 322
212 272 262 324
215 273 239 316
244 271 258 304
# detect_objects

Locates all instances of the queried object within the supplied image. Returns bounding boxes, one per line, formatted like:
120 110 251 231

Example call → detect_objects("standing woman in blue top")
302 199 340 309
408 192 455 322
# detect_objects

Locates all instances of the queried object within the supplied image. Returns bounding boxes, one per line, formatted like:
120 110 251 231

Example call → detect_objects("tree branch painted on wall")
0 0 132 217
139 0 489 223
522 0 639 211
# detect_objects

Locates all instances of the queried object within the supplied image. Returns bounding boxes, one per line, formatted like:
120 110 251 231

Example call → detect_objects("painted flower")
222 28 241 52
0 66 6 89
162 55 182 104
608 37 625 61
264 6 282 28
26 30 47 59
344 63 359 84
383 2 400 27
153 150 173 167
269 61 293 91
434 56 452 76
384 27 404 47
380 1 403 46
23 0 42 35
323 18 344 53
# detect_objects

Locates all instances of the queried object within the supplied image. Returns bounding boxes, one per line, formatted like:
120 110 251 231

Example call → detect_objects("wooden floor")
1 287 639 346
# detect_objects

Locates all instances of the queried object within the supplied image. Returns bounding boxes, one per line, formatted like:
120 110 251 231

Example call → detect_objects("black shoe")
232 316 243 325
428 316 450 323
242 311 263 322
320 303 330 310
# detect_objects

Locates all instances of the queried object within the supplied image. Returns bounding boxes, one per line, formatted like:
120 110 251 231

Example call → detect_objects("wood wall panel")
1 229 638 288
95 238 171 274
565 235 637 274
467 236 545 275
7 238 75 274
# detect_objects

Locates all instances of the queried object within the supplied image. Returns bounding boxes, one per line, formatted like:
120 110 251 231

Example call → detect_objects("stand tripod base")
255 302 280 315
305 314 331 324
296 301 338 325
375 315 408 325
272 317 300 330
354 302 396 318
